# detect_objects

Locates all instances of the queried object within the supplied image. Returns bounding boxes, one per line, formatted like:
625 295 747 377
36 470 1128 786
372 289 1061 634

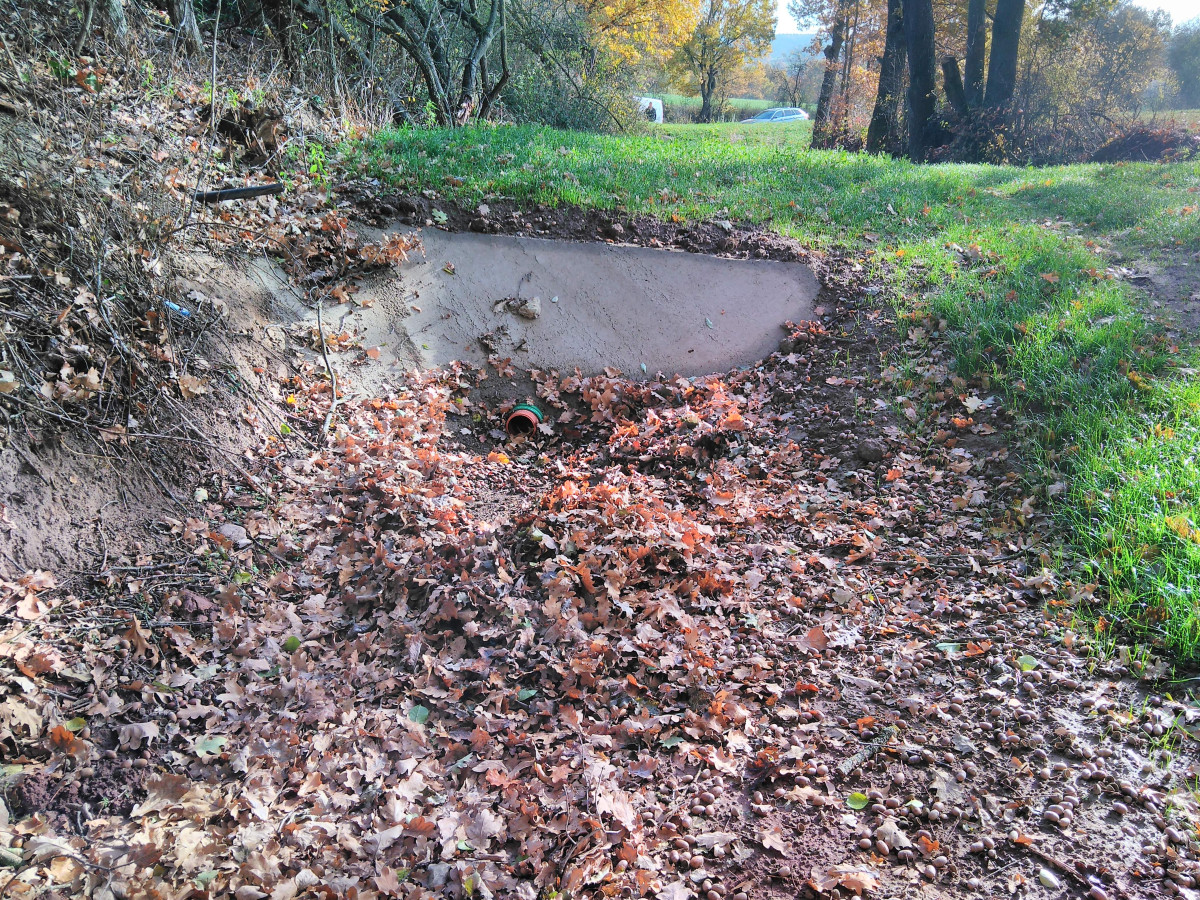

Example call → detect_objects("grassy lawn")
659 93 777 111
351 122 1200 662
1143 108 1200 128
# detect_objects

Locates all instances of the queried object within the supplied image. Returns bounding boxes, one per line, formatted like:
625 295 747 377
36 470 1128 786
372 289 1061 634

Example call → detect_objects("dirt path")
3 234 1198 900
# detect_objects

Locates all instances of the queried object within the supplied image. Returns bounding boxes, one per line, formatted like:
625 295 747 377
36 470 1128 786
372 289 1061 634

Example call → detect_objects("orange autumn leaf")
50 724 78 750
885 468 902 481
963 640 993 657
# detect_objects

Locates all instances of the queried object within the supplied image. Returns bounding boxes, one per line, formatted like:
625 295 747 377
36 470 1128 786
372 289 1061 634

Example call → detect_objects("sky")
775 0 1199 33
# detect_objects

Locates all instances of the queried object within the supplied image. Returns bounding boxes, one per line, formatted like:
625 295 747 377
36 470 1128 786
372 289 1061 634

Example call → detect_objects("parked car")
740 107 810 124
635 97 664 124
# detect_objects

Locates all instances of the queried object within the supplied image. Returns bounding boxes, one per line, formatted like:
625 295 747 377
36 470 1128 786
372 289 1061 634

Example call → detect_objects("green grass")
659 94 777 110
1143 108 1200 128
351 122 1200 661
656 94 779 124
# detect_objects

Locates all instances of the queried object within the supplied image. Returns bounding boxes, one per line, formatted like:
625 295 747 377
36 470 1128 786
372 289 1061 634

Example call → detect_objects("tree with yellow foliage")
673 0 777 121
575 0 701 65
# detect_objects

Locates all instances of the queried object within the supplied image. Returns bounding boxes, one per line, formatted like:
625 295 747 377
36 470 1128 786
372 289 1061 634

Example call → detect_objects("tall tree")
865 0 905 153
963 0 987 105
904 0 937 159
985 0 1025 107
75 0 130 52
810 0 849 145
674 0 776 122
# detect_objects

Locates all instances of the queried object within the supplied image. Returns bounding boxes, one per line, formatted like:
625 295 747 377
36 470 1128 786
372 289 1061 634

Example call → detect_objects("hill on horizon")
770 32 817 63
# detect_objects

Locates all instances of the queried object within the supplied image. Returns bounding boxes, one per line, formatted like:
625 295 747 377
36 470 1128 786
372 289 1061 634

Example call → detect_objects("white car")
741 107 810 124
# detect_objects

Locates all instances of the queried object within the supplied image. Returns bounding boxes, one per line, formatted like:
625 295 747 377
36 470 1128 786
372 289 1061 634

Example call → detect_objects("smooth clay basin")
350 228 819 379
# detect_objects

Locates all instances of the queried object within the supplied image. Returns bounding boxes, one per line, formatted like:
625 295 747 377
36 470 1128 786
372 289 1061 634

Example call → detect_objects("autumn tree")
673 0 776 122
771 48 823 107
574 0 699 65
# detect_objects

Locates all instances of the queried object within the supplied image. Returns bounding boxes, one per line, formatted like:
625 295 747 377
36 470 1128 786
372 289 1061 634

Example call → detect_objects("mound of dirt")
1091 125 1200 162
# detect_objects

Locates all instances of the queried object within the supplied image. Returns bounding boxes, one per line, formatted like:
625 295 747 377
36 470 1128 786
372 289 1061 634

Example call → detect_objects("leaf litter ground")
3 221 1200 900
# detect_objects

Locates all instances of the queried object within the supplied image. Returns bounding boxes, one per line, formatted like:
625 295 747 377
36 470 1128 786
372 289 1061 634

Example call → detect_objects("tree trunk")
699 70 718 122
904 0 937 161
985 0 1025 108
104 0 130 47
812 7 847 148
865 0 905 155
942 56 967 115
833 0 861 144
168 0 204 56
963 0 987 106
76 0 129 51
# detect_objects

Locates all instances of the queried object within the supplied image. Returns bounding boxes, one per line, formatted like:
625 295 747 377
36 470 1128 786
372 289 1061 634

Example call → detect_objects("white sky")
775 0 1199 33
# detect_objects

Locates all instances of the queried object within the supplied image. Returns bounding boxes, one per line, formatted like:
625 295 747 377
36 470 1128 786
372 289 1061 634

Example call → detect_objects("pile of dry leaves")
2 285 1198 900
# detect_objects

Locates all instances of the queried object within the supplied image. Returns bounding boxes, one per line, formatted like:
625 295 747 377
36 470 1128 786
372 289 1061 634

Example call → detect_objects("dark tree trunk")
866 0 905 155
169 0 204 56
964 0 987 106
699 70 718 122
812 6 848 148
985 0 1025 108
904 0 937 161
942 56 967 115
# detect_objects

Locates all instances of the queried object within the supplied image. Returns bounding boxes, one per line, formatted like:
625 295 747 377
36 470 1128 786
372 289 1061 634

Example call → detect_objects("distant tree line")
77 0 1197 149
789 0 1199 162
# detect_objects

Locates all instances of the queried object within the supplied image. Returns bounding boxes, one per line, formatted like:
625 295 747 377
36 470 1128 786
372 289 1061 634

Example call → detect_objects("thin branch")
316 298 338 436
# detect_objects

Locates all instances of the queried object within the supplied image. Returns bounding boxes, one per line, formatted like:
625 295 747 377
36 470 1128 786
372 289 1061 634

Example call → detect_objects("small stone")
603 221 626 239
515 296 541 319
856 439 886 463
1039 868 1061 889
468 217 491 233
